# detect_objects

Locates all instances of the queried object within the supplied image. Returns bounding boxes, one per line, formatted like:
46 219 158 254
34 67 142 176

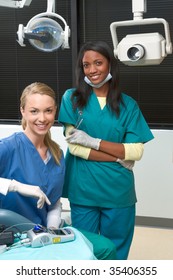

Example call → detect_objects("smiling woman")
20 84 58 160
82 50 112 90
58 40 154 260
0 82 65 228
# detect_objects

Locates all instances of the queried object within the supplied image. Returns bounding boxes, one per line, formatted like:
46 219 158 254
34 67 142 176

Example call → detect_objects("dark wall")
0 0 173 127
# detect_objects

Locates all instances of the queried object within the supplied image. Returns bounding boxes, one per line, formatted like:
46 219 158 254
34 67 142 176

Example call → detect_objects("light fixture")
17 0 70 52
0 0 32 8
110 0 172 66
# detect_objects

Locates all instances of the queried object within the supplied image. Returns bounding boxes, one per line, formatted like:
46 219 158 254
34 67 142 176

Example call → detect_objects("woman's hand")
9 180 51 209
66 129 101 150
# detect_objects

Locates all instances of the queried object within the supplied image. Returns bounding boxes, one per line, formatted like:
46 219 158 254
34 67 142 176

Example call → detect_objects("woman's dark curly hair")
71 40 122 116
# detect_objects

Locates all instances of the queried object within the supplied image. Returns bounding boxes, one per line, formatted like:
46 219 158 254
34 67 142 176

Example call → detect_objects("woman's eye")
46 109 53 113
96 61 102 66
31 110 37 114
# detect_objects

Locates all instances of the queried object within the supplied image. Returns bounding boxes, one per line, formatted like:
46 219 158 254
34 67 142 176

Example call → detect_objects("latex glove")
8 179 51 209
47 199 62 229
66 129 101 150
117 159 135 171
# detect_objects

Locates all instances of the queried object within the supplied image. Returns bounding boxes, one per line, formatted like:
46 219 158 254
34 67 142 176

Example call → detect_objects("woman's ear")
20 106 24 115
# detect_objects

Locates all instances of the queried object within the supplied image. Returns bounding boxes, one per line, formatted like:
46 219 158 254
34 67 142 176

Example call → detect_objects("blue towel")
0 227 97 260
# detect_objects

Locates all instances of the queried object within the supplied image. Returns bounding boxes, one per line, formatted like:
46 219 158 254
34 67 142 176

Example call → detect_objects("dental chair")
0 209 97 260
0 207 117 260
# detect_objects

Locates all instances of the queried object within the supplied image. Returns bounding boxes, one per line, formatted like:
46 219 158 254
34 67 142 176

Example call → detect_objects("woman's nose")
89 64 97 73
38 112 46 121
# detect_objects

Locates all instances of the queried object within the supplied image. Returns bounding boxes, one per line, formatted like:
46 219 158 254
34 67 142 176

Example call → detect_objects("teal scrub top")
58 89 154 208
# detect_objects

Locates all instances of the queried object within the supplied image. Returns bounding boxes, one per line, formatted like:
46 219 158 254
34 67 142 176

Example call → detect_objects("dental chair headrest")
0 209 34 232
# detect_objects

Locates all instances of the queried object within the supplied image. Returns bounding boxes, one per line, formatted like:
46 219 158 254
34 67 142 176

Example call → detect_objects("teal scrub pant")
78 229 116 260
71 203 136 260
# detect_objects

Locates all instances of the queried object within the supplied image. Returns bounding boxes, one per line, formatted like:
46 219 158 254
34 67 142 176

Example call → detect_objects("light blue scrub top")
58 89 154 208
0 132 65 226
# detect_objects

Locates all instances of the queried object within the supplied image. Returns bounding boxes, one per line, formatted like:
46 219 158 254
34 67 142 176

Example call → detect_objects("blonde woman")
0 82 65 229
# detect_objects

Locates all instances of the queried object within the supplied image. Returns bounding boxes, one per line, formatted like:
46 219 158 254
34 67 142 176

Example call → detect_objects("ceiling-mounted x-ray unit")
110 0 172 66
16 0 70 52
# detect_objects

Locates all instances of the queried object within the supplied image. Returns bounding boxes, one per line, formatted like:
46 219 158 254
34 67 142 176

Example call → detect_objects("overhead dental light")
0 0 32 8
17 0 70 52
110 0 172 66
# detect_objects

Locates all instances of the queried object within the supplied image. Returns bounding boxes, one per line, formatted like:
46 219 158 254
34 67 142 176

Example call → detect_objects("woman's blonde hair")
20 82 62 165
